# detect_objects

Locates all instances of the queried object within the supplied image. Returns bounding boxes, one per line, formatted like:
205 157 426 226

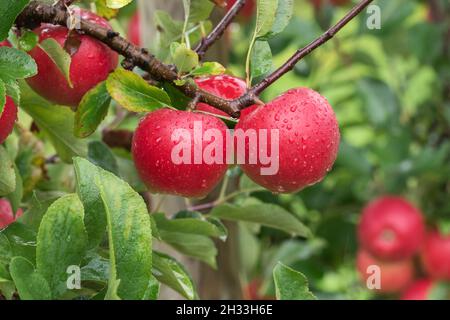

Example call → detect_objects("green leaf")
273 262 316 300
9 256 52 300
36 194 88 298
106 68 171 112
143 275 160 300
154 212 227 240
250 40 272 79
74 159 107 249
1 223 37 263
74 81 111 138
94 0 119 19
106 0 132 9
0 145 16 196
190 62 226 77
152 251 196 300
80 252 109 282
210 203 310 237
2 77 20 107
18 30 39 52
170 42 199 73
0 0 30 41
0 46 37 80
73 157 153 300
358 78 399 128
158 230 217 268
254 0 279 38
18 81 88 163
263 0 293 39
0 234 12 265
188 0 214 23
162 82 191 109
88 141 119 175
39 38 73 88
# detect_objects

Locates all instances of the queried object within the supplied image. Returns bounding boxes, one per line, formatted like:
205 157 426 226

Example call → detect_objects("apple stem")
195 0 247 60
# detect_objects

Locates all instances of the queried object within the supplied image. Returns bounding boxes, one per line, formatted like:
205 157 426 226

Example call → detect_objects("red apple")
421 230 450 280
195 75 258 117
235 87 340 193
128 11 141 46
358 196 425 261
27 8 118 107
132 108 229 198
401 279 434 300
357 249 414 294
0 97 18 145
0 198 23 229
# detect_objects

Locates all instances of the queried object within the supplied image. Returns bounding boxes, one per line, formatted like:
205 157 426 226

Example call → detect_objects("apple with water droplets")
132 108 229 198
27 8 118 107
357 249 414 293
235 87 340 193
358 196 425 261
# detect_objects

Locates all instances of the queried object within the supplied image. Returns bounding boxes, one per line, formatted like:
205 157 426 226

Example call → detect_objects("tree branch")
15 0 373 117
236 0 374 109
195 0 247 60
16 1 242 117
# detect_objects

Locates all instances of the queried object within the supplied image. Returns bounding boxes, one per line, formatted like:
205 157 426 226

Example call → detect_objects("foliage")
0 0 449 301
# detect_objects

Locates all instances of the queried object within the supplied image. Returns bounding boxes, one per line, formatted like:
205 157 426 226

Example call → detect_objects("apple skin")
0 198 23 229
421 230 450 280
195 75 258 117
235 87 340 193
128 11 141 46
227 0 256 20
26 8 118 107
358 196 425 261
132 108 229 198
356 249 414 294
401 279 434 300
0 97 17 145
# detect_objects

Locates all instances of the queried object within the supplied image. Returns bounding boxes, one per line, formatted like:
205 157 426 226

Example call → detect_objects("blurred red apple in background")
356 249 414 293
422 230 450 280
358 196 425 261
